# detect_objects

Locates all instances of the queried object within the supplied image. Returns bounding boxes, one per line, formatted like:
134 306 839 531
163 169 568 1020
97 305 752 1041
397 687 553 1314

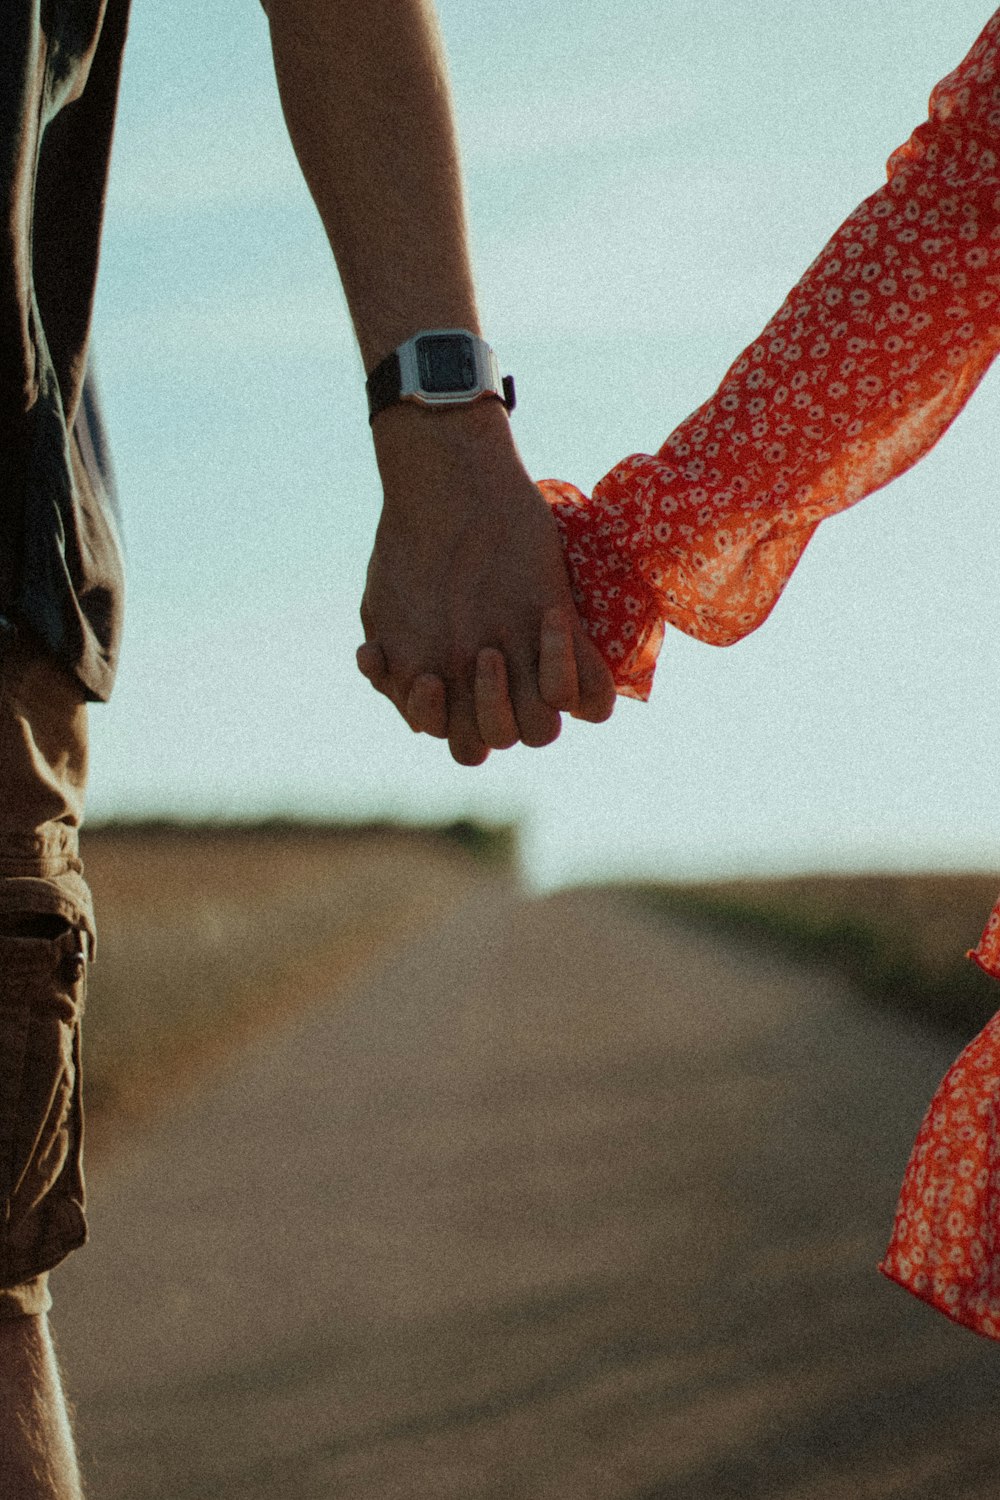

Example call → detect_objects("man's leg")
0 1311 83 1500
0 643 94 1500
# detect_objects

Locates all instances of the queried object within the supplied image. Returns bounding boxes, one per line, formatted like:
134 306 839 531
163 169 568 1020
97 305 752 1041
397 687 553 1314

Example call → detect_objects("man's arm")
262 0 615 764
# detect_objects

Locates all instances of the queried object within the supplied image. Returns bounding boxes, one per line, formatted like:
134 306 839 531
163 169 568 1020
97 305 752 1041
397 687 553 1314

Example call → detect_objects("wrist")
374 400 541 526
373 392 516 473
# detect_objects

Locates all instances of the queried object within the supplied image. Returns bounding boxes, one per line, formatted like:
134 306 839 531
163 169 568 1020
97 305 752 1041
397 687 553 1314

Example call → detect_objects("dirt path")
56 882 1000 1499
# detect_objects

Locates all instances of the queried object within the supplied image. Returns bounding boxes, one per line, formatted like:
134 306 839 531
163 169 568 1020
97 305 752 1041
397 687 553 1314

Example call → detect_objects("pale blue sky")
87 0 1000 890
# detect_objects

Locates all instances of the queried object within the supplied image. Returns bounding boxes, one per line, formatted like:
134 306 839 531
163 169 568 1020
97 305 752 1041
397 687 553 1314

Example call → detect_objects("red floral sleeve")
541 10 1000 703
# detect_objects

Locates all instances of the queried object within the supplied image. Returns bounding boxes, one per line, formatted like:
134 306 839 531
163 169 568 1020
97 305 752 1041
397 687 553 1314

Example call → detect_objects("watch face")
416 334 477 393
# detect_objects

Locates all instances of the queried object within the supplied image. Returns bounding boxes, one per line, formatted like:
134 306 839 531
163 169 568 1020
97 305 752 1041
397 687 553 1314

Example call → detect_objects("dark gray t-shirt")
1 0 130 701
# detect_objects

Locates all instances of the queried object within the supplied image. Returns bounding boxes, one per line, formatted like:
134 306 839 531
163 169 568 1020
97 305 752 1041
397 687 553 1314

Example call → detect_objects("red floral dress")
542 10 1000 1338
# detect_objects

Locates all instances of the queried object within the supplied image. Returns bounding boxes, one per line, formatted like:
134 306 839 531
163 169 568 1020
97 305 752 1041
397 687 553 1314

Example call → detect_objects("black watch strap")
365 351 404 422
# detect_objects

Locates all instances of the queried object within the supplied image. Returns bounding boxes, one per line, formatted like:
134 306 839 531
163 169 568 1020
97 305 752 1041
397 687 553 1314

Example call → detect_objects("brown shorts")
0 637 93 1318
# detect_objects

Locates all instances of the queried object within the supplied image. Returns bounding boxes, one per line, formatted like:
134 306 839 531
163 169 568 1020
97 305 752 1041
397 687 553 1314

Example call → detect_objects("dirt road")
55 882 1000 1499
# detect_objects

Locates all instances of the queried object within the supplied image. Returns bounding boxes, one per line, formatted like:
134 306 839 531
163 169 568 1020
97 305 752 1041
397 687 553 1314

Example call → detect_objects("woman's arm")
543 11 1000 700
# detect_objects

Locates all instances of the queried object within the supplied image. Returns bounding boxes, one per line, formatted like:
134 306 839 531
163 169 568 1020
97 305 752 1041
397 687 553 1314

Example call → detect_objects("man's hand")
356 399 616 765
264 0 614 759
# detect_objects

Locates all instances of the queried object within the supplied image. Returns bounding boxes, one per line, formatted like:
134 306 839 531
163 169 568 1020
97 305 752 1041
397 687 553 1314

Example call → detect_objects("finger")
356 640 390 691
406 674 449 738
474 648 520 750
537 606 580 714
509 682 562 749
446 684 492 767
356 639 413 721
571 630 617 723
358 641 432 734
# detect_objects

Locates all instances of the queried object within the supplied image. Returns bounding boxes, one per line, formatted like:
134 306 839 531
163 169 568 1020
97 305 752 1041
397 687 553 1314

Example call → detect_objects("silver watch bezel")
397 329 504 408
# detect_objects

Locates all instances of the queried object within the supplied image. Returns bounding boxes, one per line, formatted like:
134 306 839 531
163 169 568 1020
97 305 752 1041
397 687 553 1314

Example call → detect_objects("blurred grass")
620 873 1000 1040
80 819 514 1150
79 826 1000 1154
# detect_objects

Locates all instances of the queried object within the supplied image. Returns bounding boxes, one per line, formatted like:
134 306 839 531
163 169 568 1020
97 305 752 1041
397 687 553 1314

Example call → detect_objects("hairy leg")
0 1315 84 1500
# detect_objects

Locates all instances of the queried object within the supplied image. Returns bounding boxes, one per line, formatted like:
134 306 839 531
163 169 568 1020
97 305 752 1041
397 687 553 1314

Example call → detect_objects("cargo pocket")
0 927 88 1289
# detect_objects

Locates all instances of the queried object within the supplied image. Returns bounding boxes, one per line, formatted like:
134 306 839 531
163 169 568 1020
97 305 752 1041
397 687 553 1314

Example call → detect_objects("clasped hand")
356 403 616 765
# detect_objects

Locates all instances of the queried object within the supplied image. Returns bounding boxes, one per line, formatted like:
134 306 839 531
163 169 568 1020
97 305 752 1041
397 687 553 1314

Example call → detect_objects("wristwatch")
366 329 516 423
